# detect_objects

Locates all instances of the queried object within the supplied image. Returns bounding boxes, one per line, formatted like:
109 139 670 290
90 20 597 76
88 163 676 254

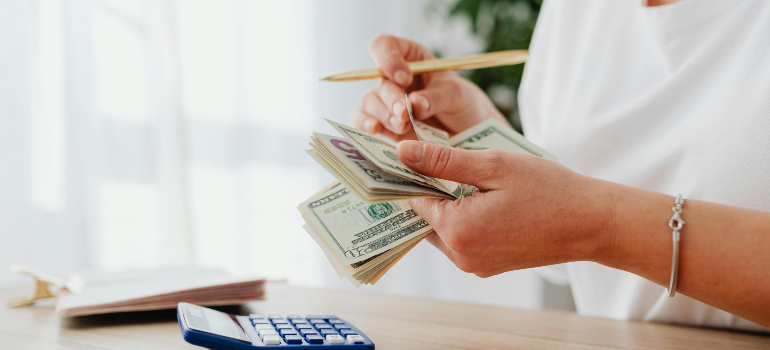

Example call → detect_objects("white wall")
0 0 544 310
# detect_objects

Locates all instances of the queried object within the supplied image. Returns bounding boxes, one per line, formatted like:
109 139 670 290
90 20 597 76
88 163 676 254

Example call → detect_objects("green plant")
447 0 542 132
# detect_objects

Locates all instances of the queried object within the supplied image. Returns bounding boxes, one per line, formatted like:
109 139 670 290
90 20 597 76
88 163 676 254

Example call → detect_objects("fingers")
368 35 434 87
350 108 421 142
361 90 403 134
408 197 448 226
350 108 382 134
424 231 455 260
410 198 462 265
407 78 464 120
397 141 506 189
378 127 419 143
360 79 413 134
375 79 410 133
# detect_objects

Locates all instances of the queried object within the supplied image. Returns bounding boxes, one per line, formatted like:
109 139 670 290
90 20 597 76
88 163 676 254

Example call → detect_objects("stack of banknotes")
299 97 556 287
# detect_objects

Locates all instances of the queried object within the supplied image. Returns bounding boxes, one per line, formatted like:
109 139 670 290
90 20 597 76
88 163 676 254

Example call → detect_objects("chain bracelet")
667 194 685 297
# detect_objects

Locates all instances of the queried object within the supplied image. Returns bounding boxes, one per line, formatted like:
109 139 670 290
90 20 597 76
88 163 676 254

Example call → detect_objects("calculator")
177 302 375 349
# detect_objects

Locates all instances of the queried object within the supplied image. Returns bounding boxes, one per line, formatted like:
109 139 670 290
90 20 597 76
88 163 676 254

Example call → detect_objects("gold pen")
321 50 529 82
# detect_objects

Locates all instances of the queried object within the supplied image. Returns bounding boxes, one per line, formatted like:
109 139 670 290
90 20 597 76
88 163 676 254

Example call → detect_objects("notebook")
54 267 265 317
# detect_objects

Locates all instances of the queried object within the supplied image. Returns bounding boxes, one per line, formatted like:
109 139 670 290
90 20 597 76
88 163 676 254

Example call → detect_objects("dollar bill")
298 182 433 265
306 149 402 203
309 133 452 201
446 118 557 197
300 118 556 286
327 119 464 198
405 94 450 146
449 118 557 160
303 222 423 287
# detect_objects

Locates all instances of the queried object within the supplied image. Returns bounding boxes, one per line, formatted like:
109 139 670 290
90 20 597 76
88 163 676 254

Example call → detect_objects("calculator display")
182 304 251 343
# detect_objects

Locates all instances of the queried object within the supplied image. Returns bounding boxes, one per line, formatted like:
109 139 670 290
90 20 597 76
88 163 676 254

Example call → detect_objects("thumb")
397 141 503 189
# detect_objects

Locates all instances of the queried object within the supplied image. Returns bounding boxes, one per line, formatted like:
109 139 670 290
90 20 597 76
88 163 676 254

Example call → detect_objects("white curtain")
0 0 544 310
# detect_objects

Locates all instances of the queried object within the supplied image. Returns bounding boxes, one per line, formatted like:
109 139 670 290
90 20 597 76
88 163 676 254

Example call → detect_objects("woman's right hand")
349 35 507 142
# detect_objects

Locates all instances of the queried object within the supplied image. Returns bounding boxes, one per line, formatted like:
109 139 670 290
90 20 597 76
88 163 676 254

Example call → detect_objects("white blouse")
519 0 770 332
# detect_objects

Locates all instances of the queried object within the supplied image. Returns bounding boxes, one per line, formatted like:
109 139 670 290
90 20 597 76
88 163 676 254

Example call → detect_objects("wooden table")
0 283 768 349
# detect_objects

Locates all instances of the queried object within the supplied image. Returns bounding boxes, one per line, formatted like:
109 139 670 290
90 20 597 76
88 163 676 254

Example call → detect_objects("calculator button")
274 324 293 329
308 318 326 324
255 324 273 330
339 329 357 336
332 323 352 331
270 319 288 324
326 334 345 344
305 335 324 344
320 329 339 336
315 324 332 330
299 329 319 336
284 335 304 344
279 329 298 336
262 335 281 345
347 335 366 344
288 318 305 324
258 329 277 337
294 324 313 330
328 319 345 324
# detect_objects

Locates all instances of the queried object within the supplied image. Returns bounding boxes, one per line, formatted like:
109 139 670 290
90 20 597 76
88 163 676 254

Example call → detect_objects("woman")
349 0 770 331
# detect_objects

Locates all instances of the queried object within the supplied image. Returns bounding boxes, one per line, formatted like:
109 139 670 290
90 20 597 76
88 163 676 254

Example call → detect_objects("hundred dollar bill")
298 182 433 265
327 119 463 198
449 118 557 161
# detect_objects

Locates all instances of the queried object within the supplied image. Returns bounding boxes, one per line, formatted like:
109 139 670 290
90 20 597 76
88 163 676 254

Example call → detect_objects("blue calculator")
177 302 375 349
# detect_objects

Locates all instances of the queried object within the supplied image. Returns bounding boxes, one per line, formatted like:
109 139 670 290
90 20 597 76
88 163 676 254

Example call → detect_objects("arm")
603 185 770 327
350 35 770 327
395 140 770 328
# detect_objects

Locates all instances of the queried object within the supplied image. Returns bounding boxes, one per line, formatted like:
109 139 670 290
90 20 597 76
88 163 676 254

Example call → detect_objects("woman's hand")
396 140 614 277
350 35 507 142
397 140 770 328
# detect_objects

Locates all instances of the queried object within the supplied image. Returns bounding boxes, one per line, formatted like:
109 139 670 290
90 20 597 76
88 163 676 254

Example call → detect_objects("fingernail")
363 119 377 133
393 101 404 116
417 95 430 113
390 116 402 130
398 141 423 163
394 70 410 86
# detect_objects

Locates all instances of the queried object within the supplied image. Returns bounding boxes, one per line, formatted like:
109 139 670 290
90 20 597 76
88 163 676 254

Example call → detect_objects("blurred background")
0 0 573 311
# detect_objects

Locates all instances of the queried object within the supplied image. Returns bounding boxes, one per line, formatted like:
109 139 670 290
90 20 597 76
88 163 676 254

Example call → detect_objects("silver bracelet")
667 194 685 297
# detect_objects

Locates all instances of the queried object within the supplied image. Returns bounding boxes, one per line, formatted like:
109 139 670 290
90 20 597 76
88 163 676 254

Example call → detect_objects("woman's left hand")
397 140 613 277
